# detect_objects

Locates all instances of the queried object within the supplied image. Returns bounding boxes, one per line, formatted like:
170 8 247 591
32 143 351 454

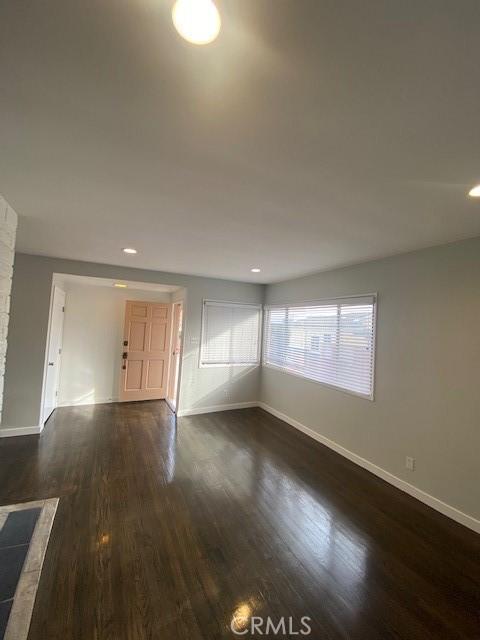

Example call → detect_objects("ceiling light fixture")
122 247 137 254
468 184 480 197
251 268 261 273
172 0 221 45
114 283 128 288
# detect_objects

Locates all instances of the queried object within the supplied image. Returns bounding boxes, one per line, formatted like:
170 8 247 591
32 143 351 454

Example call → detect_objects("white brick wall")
0 194 17 422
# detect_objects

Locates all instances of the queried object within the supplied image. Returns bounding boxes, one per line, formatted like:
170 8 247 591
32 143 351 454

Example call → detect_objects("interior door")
167 302 183 412
42 286 66 424
120 301 172 402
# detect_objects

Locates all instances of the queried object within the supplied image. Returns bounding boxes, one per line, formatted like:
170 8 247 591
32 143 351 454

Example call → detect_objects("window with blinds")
200 301 262 366
263 296 376 399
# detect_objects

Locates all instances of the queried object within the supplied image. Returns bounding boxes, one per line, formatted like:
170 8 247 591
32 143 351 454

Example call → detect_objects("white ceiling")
1 1 479 284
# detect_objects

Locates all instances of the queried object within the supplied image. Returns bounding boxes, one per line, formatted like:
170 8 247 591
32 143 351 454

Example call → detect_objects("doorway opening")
40 274 186 423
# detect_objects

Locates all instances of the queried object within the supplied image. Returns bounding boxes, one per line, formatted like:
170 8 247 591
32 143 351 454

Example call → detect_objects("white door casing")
167 302 183 412
42 286 66 424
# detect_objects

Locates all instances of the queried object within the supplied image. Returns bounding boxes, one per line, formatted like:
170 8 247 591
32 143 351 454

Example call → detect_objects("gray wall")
2 253 263 428
261 236 480 521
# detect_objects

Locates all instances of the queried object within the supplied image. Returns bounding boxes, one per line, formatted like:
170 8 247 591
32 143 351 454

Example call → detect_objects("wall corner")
0 193 18 424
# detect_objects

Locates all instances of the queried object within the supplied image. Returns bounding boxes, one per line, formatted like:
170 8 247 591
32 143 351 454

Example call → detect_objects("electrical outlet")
405 456 415 471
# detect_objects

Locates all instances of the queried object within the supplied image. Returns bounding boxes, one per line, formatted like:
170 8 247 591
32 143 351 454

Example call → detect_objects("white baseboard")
0 425 43 438
177 401 259 417
165 398 176 414
258 402 480 534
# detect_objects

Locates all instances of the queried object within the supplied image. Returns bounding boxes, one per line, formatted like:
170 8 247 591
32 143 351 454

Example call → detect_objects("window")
200 300 262 366
263 295 376 399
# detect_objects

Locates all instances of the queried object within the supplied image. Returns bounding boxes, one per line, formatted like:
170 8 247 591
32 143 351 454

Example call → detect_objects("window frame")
199 299 263 368
262 293 377 401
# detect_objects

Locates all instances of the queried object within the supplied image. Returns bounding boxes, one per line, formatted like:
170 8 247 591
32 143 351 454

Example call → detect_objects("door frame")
40 284 66 425
166 301 184 414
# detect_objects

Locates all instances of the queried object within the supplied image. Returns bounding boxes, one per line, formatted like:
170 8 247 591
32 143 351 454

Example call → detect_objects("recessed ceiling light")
122 247 137 254
172 0 221 45
468 185 480 197
114 283 127 288
251 268 261 273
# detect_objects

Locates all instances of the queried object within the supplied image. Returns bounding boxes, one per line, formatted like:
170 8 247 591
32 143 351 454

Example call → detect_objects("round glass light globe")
172 0 221 45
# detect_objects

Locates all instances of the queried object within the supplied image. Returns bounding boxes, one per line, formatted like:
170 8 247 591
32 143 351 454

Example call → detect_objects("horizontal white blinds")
201 301 261 366
263 296 376 398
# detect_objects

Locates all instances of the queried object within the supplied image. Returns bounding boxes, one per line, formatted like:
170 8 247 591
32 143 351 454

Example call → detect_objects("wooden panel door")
120 301 172 402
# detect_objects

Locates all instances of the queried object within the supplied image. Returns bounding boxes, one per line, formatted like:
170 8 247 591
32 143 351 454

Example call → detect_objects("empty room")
0 1 479 639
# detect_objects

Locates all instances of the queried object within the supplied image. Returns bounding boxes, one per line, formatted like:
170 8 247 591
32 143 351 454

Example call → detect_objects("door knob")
48 361 54 366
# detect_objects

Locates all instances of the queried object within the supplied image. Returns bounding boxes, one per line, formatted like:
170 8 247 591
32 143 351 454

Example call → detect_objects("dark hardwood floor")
0 402 478 639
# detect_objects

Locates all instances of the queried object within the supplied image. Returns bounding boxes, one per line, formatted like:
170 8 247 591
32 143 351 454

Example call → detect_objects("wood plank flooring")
0 401 478 639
